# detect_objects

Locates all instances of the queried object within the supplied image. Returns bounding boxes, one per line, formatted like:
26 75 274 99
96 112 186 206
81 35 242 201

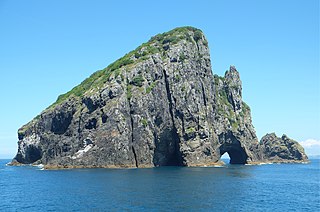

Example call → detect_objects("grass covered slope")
50 27 205 109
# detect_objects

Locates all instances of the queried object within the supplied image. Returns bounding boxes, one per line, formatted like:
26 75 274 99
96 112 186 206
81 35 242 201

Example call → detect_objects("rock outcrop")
260 133 308 162
11 27 308 168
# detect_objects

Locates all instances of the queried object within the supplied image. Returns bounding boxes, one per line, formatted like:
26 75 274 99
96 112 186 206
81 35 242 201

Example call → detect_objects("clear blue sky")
0 0 319 158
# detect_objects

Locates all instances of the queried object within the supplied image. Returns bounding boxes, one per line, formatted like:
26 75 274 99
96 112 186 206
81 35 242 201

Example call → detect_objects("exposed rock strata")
11 27 308 168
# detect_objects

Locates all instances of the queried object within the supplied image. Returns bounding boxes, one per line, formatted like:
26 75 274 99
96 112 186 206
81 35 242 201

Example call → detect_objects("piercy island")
10 27 308 169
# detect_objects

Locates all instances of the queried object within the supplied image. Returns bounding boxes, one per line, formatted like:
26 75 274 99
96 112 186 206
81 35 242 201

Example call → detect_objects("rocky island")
11 27 308 169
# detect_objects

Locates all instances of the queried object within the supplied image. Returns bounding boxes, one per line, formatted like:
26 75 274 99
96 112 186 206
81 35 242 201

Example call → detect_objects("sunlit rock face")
260 133 308 162
11 27 308 168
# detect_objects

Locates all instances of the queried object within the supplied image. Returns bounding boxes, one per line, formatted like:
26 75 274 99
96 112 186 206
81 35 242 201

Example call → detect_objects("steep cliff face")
11 27 308 168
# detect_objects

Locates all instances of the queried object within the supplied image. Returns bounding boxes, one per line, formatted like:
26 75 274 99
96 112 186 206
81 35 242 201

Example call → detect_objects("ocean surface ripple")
0 159 319 211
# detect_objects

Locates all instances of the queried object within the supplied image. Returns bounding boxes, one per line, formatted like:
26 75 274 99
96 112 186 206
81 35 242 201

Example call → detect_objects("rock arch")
218 132 248 164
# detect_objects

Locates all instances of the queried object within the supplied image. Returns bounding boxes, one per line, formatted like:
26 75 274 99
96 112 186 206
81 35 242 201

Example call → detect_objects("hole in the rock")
221 152 230 162
218 132 248 164
220 146 247 164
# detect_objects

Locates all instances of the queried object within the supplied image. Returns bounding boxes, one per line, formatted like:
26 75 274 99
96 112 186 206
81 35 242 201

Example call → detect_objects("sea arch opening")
219 142 248 164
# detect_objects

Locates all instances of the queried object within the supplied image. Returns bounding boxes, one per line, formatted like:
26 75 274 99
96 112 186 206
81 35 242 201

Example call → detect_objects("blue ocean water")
0 159 319 211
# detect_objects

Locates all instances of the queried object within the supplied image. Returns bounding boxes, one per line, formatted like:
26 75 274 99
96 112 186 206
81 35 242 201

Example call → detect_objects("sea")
0 159 319 211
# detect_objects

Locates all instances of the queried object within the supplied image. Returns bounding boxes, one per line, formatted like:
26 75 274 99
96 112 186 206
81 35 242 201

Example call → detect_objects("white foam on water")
36 164 44 169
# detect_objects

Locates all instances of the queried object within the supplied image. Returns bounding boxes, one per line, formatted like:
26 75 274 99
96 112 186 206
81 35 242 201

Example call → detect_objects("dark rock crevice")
77 108 84 140
226 89 237 113
132 145 138 168
83 97 98 113
175 109 185 134
160 69 184 166
163 69 175 124
101 108 108 123
200 81 207 107
194 37 200 52
129 109 138 168
127 78 139 168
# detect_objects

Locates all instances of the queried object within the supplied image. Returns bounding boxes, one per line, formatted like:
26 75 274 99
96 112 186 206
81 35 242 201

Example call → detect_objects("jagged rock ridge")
11 27 308 168
260 133 308 162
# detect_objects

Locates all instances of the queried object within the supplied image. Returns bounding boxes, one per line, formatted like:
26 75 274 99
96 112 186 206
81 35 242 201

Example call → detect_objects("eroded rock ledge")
10 27 308 169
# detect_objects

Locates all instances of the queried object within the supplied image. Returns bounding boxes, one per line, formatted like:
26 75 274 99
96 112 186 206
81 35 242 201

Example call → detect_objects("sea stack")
11 27 308 168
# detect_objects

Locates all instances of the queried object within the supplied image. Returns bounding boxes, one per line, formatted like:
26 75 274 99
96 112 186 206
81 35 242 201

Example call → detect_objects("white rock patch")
72 144 93 159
